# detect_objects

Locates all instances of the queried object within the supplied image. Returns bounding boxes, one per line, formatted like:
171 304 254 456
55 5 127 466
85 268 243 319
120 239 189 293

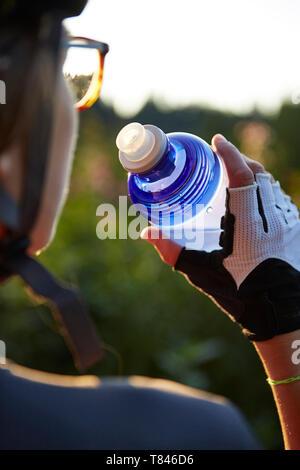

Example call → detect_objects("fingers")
212 134 276 186
243 155 265 175
140 226 183 267
243 155 275 183
212 135 255 188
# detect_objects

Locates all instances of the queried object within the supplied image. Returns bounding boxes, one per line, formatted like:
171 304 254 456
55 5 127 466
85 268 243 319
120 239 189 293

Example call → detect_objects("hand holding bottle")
141 134 300 450
140 134 256 266
141 134 300 342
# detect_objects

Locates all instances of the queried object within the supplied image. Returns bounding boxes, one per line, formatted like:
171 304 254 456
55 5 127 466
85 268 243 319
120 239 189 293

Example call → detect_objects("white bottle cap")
116 122 155 161
116 122 167 173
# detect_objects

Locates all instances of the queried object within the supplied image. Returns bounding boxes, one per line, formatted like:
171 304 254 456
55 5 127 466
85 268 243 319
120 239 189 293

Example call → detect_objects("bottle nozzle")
116 122 155 161
117 122 168 173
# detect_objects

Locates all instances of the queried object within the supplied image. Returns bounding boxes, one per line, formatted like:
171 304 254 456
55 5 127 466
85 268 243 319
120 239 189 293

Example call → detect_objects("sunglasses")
63 36 109 111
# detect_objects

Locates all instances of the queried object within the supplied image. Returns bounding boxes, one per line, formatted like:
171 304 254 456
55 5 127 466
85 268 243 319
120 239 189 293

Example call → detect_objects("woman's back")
0 363 261 450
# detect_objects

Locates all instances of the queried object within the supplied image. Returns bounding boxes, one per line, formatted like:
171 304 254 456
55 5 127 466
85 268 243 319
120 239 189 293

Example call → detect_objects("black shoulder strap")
2 238 103 372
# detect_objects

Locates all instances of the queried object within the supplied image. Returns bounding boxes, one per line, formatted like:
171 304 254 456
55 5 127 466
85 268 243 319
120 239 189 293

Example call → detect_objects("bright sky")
65 0 300 117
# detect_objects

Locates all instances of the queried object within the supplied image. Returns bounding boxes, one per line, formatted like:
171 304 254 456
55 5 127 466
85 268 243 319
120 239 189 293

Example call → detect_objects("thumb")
140 226 183 267
212 134 254 188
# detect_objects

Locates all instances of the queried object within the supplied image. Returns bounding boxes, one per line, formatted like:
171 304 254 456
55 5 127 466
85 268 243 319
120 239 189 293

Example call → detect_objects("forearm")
254 330 300 450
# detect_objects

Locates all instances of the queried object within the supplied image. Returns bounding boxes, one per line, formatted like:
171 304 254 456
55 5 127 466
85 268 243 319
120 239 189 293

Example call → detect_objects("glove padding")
174 173 300 341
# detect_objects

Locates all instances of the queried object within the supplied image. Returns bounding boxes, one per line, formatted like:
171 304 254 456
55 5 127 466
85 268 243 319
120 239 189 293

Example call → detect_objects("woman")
0 0 299 450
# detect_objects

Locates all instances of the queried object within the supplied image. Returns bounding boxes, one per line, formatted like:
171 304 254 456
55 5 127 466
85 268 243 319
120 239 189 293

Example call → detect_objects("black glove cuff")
237 258 300 341
174 251 300 342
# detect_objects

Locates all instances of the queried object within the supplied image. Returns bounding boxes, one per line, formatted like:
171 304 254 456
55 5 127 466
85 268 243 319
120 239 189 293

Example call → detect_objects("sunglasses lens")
63 46 102 108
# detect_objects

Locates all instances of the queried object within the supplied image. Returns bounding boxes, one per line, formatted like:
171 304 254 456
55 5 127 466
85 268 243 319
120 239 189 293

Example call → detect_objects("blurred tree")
65 73 92 102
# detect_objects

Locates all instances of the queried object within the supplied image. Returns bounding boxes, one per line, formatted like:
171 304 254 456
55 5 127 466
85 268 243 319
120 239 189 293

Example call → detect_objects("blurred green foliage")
2 98 300 450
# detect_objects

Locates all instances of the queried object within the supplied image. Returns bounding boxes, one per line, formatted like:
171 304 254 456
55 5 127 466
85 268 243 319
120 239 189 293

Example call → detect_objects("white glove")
223 173 300 288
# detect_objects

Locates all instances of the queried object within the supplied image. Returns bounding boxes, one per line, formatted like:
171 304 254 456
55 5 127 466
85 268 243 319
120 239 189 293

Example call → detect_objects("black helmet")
0 0 87 21
0 0 103 372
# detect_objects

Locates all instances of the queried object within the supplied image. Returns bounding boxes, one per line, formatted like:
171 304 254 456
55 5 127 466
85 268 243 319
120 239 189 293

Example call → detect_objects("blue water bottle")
116 122 228 251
